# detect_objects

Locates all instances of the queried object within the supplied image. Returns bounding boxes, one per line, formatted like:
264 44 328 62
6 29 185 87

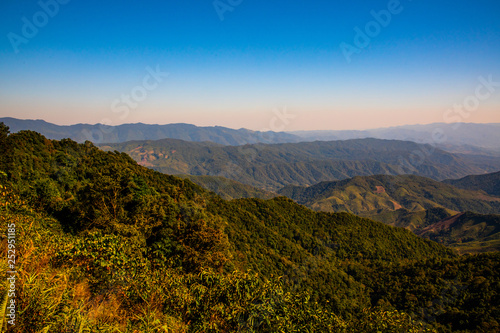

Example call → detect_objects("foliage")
443 171 500 197
103 138 488 191
182 174 277 200
0 127 498 332
279 174 500 252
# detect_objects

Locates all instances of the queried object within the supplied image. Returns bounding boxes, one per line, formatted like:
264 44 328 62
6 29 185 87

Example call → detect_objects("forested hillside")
443 171 500 197
1 124 499 332
181 175 277 200
416 212 500 253
279 174 500 217
279 175 500 252
102 138 500 192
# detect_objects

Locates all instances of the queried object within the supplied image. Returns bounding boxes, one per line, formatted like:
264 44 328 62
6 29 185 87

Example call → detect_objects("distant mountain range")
415 211 500 254
2 118 499 153
290 122 500 152
102 138 500 191
0 117 301 145
3 118 499 253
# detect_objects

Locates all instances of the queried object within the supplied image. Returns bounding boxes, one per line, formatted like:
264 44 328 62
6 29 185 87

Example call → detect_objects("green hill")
102 138 495 192
1 124 499 332
181 174 277 200
278 174 500 252
443 171 500 197
416 211 500 253
279 174 500 219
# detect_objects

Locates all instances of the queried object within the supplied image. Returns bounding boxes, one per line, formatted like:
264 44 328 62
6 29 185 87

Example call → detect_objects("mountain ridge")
278 173 500 252
3 118 500 154
102 137 500 191
443 171 500 197
0 117 302 145
2 124 499 331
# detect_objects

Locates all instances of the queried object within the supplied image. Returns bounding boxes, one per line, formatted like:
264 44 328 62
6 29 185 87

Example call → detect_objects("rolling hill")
102 138 500 191
278 174 500 218
416 211 500 253
278 174 500 252
443 171 500 197
2 125 500 331
181 174 277 200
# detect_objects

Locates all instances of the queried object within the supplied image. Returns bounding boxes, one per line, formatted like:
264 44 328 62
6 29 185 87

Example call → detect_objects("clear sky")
1 0 499 131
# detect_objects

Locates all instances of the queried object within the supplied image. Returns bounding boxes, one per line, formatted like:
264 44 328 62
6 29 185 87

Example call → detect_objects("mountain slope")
278 174 500 218
103 138 493 191
2 125 500 331
278 174 500 252
416 212 500 253
181 174 277 200
0 117 301 145
0 127 453 309
443 171 500 197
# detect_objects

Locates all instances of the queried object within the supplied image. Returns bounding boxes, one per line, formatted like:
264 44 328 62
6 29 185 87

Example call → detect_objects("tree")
0 122 10 171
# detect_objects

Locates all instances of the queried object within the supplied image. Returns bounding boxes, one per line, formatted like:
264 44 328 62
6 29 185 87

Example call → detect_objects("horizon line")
1 116 500 133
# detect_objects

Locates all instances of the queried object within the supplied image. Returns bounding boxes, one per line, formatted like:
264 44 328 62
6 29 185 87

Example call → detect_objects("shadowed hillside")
416 212 500 253
181 174 277 200
102 138 496 192
443 171 500 197
279 174 500 253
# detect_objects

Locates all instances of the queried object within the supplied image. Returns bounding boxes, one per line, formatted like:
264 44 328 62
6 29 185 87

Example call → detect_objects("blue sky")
0 0 499 130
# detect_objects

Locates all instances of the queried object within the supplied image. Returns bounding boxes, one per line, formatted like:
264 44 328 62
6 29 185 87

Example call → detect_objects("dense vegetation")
278 174 500 216
416 212 500 253
181 175 277 200
102 138 499 192
443 171 500 197
279 175 500 252
290 123 500 152
1 124 499 332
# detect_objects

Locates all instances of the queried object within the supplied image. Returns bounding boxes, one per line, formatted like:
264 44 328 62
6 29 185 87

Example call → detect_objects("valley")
1 122 499 331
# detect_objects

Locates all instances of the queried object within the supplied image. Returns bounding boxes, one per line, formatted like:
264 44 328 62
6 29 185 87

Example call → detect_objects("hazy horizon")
1 1 499 131
2 116 500 133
